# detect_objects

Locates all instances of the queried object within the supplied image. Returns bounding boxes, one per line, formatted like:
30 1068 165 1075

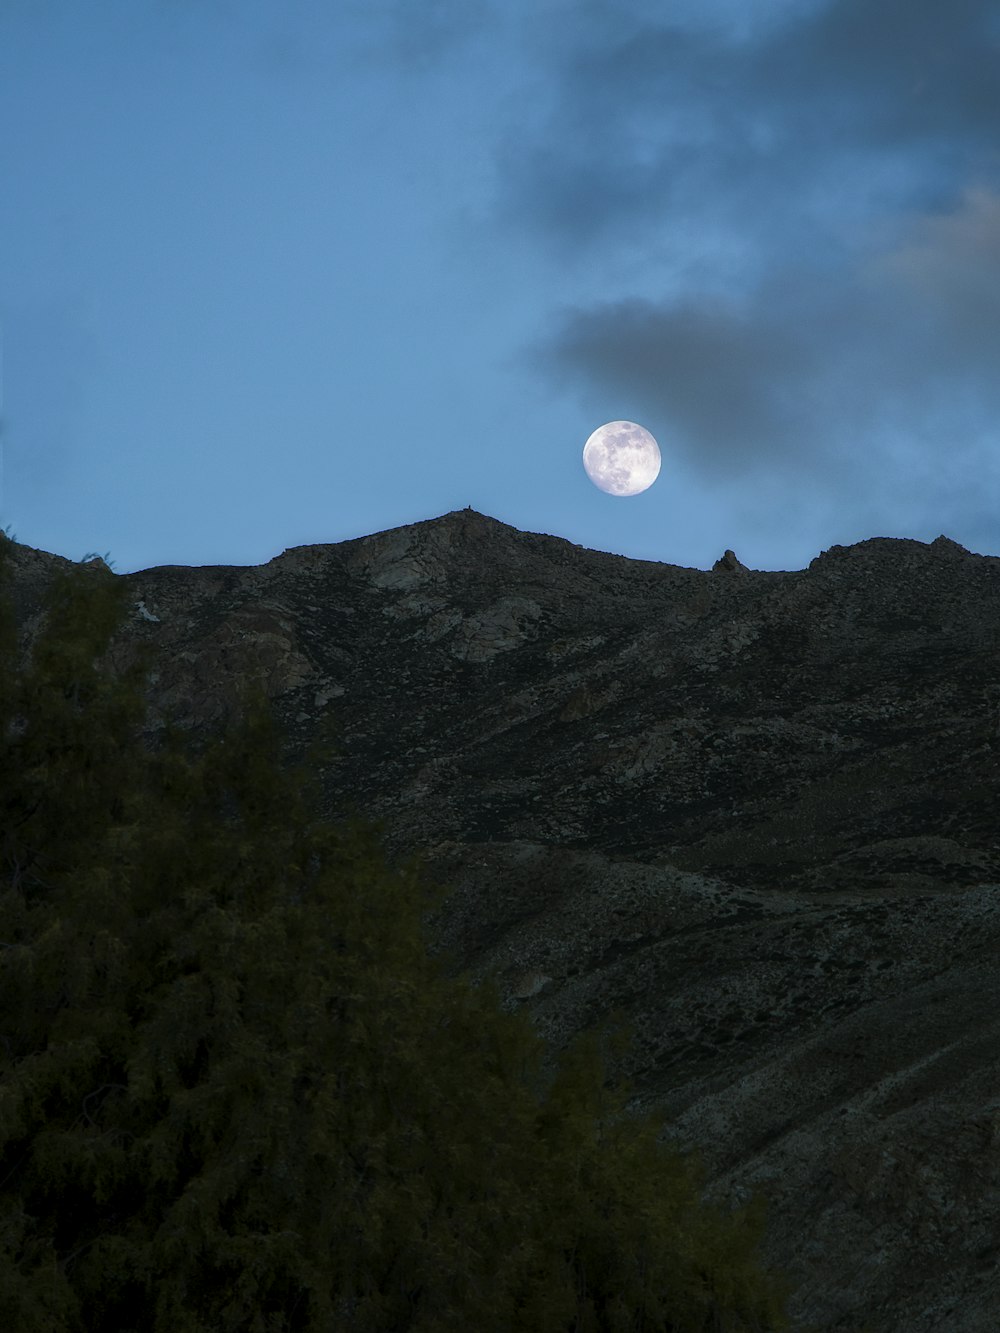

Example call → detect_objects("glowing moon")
582 421 661 496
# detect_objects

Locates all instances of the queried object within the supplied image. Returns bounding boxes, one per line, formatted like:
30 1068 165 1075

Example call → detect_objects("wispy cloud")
494 0 1000 255
488 0 1000 507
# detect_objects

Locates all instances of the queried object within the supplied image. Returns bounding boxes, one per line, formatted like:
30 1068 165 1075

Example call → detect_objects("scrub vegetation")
0 541 793 1331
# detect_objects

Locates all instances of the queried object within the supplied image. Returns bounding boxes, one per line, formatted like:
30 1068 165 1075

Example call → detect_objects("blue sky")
1 0 998 575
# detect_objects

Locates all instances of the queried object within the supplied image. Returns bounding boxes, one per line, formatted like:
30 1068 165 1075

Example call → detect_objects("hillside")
4 510 999 1331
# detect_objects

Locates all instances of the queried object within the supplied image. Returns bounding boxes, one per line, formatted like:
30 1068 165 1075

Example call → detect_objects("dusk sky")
2 0 998 576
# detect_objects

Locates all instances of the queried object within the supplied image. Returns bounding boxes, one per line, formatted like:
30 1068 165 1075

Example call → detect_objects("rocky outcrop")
712 548 750 573
2 510 999 1331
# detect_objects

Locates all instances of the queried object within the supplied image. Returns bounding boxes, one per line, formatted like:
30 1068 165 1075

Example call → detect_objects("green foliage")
0 542 793 1331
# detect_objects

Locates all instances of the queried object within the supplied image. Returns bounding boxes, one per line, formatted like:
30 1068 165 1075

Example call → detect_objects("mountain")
4 509 999 1331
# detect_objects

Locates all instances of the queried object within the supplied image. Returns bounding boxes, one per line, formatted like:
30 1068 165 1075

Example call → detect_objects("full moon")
582 421 661 496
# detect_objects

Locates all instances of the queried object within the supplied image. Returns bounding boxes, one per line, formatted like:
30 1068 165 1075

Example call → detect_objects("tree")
0 540 793 1331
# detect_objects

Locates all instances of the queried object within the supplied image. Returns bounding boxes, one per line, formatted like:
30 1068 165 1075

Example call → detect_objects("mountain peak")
4 511 999 1331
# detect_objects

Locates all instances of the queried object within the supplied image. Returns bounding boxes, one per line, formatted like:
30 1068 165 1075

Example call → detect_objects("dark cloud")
529 186 1000 487
496 0 1000 254
502 0 1000 503
761 0 1000 145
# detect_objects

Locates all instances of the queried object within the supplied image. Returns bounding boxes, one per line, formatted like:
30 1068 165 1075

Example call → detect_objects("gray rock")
4 508 1000 1332
712 548 750 573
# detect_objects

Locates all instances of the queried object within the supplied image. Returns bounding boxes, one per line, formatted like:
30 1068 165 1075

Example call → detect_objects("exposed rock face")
3 511 999 1331
712 548 750 573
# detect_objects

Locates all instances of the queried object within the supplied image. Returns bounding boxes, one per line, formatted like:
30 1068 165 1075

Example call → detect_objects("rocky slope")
3 510 999 1331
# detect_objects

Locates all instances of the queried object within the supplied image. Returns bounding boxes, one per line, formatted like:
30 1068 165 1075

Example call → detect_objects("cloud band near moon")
487 0 1000 528
532 185 1000 493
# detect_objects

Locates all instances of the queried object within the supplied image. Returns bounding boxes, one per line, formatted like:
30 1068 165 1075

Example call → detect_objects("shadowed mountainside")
3 509 999 1331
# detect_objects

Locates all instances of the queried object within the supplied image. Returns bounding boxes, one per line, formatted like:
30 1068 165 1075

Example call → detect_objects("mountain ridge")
2 511 999 1331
